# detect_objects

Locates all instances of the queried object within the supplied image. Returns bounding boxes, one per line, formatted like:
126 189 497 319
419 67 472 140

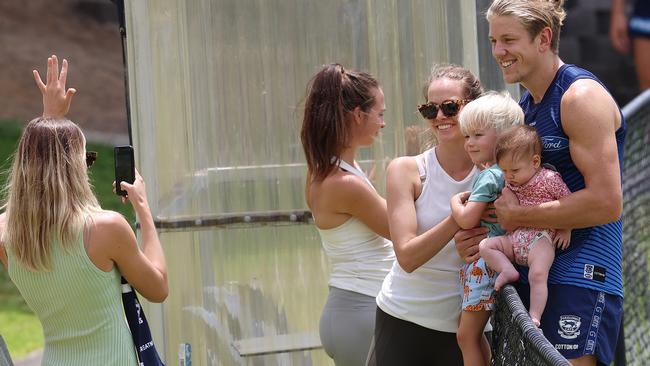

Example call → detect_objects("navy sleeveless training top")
519 64 626 298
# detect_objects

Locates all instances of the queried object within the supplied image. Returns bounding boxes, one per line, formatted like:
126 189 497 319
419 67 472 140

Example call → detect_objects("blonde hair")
1 117 101 271
487 0 566 53
459 91 524 136
496 124 542 163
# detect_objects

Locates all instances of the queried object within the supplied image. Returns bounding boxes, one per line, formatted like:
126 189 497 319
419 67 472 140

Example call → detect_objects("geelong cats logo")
558 315 581 339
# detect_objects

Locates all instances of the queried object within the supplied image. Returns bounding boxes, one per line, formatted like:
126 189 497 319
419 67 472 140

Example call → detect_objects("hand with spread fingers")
33 55 77 118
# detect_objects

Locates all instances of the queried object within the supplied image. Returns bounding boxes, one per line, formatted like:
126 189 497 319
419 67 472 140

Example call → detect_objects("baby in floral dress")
480 124 572 327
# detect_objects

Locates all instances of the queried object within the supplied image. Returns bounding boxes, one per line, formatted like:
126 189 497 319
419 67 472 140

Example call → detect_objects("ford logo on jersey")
541 136 569 151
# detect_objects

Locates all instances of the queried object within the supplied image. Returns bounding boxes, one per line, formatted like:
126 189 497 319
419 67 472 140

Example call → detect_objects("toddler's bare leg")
479 236 518 291
457 310 492 366
527 237 555 327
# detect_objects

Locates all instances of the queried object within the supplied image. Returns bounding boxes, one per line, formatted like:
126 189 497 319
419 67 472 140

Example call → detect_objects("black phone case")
114 145 135 196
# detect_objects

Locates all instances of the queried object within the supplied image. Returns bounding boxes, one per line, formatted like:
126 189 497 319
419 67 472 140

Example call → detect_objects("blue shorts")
514 282 623 365
460 257 496 311
630 0 650 38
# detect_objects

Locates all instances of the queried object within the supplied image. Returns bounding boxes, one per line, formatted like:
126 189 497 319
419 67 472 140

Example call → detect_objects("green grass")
0 270 43 358
0 120 134 359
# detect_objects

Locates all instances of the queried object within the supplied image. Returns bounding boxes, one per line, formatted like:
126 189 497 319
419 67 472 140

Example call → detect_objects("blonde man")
456 1 626 365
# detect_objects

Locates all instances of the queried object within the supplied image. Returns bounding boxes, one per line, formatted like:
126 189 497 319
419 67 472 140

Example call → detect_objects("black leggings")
369 307 463 366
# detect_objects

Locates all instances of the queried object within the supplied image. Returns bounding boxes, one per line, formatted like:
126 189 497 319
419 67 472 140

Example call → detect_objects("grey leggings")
319 287 376 366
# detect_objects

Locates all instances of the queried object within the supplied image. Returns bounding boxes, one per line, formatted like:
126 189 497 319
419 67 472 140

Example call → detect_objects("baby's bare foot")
495 269 519 291
531 317 541 327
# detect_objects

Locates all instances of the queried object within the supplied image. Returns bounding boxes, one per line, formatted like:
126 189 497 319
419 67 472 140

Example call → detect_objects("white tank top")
376 148 485 332
316 160 395 297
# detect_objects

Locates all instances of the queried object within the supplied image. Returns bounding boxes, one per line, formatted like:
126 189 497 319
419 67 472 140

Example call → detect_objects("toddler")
450 91 523 366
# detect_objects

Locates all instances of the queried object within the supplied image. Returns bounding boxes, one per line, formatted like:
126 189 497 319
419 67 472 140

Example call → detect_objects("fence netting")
619 90 650 365
492 285 571 366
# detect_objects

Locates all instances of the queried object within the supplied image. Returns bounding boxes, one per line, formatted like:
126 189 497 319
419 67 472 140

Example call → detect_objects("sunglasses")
86 151 97 168
417 99 469 119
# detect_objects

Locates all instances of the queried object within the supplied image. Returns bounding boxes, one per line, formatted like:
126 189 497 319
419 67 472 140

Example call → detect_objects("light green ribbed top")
7 232 138 366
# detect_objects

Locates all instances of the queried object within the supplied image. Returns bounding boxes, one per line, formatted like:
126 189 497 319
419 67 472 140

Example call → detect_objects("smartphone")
114 145 135 196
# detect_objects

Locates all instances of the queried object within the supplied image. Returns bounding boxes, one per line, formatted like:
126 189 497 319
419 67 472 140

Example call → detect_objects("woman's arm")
314 169 391 239
33 55 76 118
386 156 460 273
97 170 168 302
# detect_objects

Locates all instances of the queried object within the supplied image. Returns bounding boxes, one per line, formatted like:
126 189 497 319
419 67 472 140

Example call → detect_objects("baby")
450 91 523 366
480 124 572 327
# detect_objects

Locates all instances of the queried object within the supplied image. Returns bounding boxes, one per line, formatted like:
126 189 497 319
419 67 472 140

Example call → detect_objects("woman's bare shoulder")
316 169 376 205
88 210 132 238
387 155 421 180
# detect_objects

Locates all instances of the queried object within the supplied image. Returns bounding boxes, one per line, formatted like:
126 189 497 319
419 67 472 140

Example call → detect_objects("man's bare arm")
495 79 622 229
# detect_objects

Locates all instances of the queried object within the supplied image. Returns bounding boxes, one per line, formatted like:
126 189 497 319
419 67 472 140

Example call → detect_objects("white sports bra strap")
415 153 427 182
338 160 375 190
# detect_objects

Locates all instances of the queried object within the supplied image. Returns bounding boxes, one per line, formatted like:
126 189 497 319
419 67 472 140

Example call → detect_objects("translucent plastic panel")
125 0 480 218
155 226 328 365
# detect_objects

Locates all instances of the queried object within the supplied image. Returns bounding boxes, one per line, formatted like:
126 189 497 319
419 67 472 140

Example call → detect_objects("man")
457 1 626 365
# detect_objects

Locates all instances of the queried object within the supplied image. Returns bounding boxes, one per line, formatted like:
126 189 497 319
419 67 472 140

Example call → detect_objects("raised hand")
33 55 77 118
116 169 150 212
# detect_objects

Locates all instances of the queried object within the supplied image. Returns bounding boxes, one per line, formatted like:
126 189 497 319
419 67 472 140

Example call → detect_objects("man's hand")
554 229 571 250
454 227 488 263
494 187 520 231
33 55 76 118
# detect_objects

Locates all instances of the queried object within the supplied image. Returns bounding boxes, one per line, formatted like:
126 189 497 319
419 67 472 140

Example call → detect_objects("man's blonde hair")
487 0 567 54
459 91 524 136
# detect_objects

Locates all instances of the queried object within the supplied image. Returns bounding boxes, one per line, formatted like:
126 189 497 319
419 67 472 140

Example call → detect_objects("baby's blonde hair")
458 91 524 136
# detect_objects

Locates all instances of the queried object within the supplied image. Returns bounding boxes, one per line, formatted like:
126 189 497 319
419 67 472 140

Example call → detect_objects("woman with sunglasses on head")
301 63 394 366
370 64 484 365
0 56 167 366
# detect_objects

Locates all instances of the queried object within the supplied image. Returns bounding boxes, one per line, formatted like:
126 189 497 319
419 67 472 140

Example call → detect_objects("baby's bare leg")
527 237 555 327
479 236 518 291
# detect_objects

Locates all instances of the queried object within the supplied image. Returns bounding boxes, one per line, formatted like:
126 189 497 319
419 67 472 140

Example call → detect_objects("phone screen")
114 145 135 196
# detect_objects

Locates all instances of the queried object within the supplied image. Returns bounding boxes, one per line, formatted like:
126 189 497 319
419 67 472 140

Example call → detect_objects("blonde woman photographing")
0 55 167 366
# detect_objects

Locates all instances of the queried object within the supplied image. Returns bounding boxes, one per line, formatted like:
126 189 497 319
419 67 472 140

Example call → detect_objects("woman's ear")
353 106 364 124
